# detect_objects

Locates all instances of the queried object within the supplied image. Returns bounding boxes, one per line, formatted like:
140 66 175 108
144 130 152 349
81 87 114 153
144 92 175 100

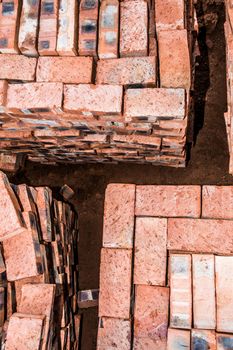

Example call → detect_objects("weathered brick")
155 0 184 30
217 333 233 350
134 217 167 286
96 56 156 86
170 254 192 329
0 54 37 81
120 0 148 57
103 184 135 249
202 185 233 219
168 219 233 254
192 330 216 350
0 80 7 113
36 187 52 242
97 317 131 350
193 255 216 329
113 134 161 148
78 0 98 56
99 248 132 318
136 185 201 217
0 0 20 53
167 328 190 350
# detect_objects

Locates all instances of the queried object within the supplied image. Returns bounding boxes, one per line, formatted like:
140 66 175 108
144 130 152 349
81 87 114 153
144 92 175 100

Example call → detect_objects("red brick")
36 187 52 242
124 88 185 119
113 134 161 148
136 185 201 217
134 285 169 350
78 0 98 56
191 330 216 350
158 30 191 89
97 317 131 350
134 217 167 286
120 0 148 57
16 184 37 213
0 80 7 113
96 56 156 86
202 185 233 219
167 328 190 350
155 0 184 31
216 256 233 333
103 184 135 249
170 254 192 329
0 54 37 81
0 0 20 54
64 84 123 115
99 248 132 318
168 219 233 254
37 57 93 84
217 333 233 350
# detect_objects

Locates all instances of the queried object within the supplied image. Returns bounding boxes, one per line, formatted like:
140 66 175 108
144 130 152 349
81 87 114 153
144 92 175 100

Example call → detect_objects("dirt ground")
8 1 233 349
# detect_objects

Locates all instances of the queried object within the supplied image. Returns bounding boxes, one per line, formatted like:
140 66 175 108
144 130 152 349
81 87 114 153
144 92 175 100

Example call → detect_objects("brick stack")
0 171 80 349
0 0 198 167
98 184 233 349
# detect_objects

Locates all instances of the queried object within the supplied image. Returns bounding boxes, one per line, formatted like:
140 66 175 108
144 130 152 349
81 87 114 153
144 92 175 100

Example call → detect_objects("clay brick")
158 30 191 89
37 56 93 84
103 184 135 249
202 186 233 219
99 248 132 318
97 317 131 350
64 84 123 115
0 80 7 113
135 185 201 217
170 254 192 329
193 255 216 329
120 0 148 57
134 217 167 286
192 330 216 350
78 0 98 56
0 0 20 53
113 134 161 148
0 54 37 81
134 285 169 350
36 187 52 242
98 0 119 59
96 56 156 86
155 0 184 31
167 328 190 350
216 256 233 333
124 88 186 119
217 333 233 350
16 184 37 213
168 219 233 254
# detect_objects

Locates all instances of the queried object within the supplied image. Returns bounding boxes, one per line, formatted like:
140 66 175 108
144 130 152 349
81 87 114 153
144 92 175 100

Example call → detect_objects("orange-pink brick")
191 330 216 350
97 317 131 350
0 54 37 81
217 333 233 350
155 0 184 31
202 185 233 219
167 328 190 350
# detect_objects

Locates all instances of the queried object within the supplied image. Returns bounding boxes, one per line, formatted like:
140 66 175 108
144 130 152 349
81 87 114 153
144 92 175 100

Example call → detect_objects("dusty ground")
9 1 233 349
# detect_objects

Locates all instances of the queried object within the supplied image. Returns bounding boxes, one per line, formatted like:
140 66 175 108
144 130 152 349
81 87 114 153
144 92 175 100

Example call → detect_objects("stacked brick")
98 184 233 349
0 0 198 167
0 171 80 349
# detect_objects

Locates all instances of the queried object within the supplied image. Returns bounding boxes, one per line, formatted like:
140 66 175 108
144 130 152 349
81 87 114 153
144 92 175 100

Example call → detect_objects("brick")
0 0 20 53
98 0 119 59
96 56 156 86
170 254 192 329
57 0 78 56
16 184 37 213
120 0 148 57
217 333 233 350
64 84 123 115
99 248 132 318
168 219 233 254
37 56 93 84
113 134 161 148
134 217 167 286
167 328 190 350
0 54 37 81
78 0 98 56
136 185 201 217
202 186 233 219
158 30 191 89
193 255 216 329
36 187 52 242
18 0 40 56
155 0 184 30
134 285 169 350
0 80 7 113
216 256 233 333
97 317 131 350
103 184 135 248
192 330 216 350
124 88 186 119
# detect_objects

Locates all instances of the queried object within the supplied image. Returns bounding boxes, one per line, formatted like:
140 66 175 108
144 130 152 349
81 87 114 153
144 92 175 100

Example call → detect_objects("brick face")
217 333 233 350
191 330 216 350
155 0 184 30
167 328 190 350
0 54 37 81
97 317 131 350
202 185 233 219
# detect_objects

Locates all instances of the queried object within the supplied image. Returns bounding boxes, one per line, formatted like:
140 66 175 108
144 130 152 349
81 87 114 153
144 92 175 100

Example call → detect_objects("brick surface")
135 185 201 217
158 30 191 89
202 186 233 219
96 56 156 86
99 248 132 318
0 0 20 53
167 328 190 350
134 217 167 286
134 285 169 350
97 317 131 350
0 54 37 81
120 0 148 57
155 0 184 30
37 57 93 84
216 256 233 333
193 255 216 329
103 184 135 249
38 0 58 55
0 80 7 113
168 219 233 254
217 333 233 350
170 254 192 329
191 329 216 350
36 187 52 242
78 0 98 56
124 88 185 118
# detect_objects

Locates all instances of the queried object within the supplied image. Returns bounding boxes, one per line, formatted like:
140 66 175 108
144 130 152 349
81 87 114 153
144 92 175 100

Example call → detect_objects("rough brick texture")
97 317 131 350
0 54 37 81
167 328 190 350
155 0 184 30
202 185 233 219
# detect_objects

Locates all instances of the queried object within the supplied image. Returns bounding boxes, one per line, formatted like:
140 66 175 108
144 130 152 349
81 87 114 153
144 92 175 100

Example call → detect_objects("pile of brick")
0 171 80 349
98 184 233 349
0 0 198 167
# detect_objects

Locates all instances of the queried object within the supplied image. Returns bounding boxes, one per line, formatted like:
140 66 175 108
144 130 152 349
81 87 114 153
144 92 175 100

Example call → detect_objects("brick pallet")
98 184 233 349
0 0 198 167
0 171 80 349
